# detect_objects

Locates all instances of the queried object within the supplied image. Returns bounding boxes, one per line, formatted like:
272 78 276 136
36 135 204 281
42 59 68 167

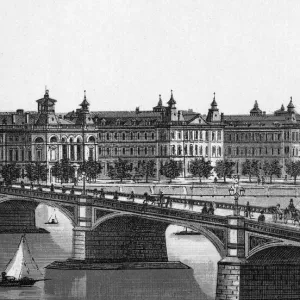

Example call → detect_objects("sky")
0 0 300 115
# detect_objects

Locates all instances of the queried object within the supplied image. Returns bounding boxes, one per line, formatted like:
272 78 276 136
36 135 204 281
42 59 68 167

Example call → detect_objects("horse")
283 208 300 225
270 205 284 223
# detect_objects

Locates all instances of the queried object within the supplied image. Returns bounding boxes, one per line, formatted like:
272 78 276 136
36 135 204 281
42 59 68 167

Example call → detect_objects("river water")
0 204 220 300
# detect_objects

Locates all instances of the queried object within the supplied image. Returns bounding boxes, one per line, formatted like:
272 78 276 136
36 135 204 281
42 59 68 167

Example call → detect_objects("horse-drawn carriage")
270 203 300 225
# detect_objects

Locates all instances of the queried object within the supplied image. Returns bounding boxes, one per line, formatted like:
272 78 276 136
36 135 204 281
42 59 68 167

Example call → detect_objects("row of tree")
1 157 300 185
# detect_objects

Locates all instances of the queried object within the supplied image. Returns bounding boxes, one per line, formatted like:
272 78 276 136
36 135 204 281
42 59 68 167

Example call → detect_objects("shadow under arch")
91 211 226 258
0 197 76 227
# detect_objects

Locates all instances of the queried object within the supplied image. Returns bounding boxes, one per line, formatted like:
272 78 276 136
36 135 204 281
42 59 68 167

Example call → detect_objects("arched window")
177 145 182 155
106 133 110 140
152 132 155 140
144 132 147 140
123 148 126 155
50 136 57 143
218 146 222 157
88 136 95 143
114 148 118 155
137 147 140 155
106 148 110 156
61 137 66 143
122 133 126 141
200 146 203 156
212 146 216 157
35 137 44 143
145 147 148 155
131 132 134 140
77 137 82 143
69 138 73 143
114 132 118 140
205 146 208 156
195 145 198 155
212 132 215 141
171 145 175 155
189 144 193 156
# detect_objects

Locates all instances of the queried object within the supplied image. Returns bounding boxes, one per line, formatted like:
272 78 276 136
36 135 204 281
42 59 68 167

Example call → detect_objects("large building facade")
0 89 223 182
1 89 298 182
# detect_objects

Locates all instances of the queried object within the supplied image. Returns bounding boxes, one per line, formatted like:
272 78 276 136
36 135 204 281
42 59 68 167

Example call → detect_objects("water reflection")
44 269 211 300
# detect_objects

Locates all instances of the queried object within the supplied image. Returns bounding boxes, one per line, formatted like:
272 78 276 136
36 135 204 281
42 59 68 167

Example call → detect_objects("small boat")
0 235 46 287
174 227 201 236
44 209 58 225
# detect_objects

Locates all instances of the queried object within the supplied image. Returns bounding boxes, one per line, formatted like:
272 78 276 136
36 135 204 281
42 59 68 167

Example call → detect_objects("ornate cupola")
287 96 295 114
35 88 59 125
206 92 221 122
76 90 94 125
250 100 262 116
167 90 176 108
80 90 90 112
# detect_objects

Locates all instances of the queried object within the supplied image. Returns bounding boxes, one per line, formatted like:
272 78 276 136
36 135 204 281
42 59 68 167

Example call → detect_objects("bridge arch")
92 211 226 258
0 197 76 227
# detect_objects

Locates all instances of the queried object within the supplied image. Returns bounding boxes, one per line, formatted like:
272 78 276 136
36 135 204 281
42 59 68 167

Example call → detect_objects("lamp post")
228 181 245 216
82 171 86 195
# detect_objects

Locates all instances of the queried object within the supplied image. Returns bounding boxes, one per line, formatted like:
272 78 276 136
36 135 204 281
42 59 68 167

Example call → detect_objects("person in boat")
202 203 208 214
288 199 296 212
1 272 7 282
50 218 56 224
113 191 119 200
208 202 214 215
128 191 135 202
258 210 265 223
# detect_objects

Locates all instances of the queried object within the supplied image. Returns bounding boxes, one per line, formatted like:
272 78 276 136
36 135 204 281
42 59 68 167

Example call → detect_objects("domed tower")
250 100 262 116
75 90 94 125
166 90 178 122
287 96 295 114
206 92 221 122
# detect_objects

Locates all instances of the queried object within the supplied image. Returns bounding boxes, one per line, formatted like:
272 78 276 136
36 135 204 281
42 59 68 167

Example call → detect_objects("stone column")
215 216 246 300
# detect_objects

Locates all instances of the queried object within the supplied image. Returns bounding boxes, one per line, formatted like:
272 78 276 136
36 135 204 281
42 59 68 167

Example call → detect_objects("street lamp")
82 171 86 195
228 181 245 216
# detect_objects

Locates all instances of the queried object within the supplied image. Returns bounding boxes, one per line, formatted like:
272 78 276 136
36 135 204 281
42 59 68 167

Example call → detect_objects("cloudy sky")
0 0 300 115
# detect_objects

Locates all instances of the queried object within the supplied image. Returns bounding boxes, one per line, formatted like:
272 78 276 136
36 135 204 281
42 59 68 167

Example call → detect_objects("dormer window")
101 119 106 126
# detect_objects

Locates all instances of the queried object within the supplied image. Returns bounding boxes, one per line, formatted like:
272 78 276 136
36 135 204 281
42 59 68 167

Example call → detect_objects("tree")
1 163 21 185
189 158 213 183
285 160 300 184
25 162 48 183
262 159 282 183
107 158 132 182
241 159 260 182
160 160 182 183
134 160 156 183
51 159 75 183
214 159 235 183
78 158 102 183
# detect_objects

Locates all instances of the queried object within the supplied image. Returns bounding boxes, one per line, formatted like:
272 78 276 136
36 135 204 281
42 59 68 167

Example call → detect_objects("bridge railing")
245 219 300 242
0 186 79 203
10 183 272 214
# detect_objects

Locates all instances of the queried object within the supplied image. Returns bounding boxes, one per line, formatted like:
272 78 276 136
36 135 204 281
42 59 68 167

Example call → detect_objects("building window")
152 147 155 155
145 133 147 140
200 146 203 156
137 147 140 155
228 147 231 155
184 131 188 140
217 131 221 141
177 145 182 155
195 145 198 155
37 150 42 161
145 147 148 155
184 145 187 155
137 133 140 140
50 149 56 161
70 145 75 160
123 148 126 155
190 144 193 156
114 148 118 155
21 150 24 161
77 145 81 160
199 131 203 141
212 146 216 157
205 146 208 156
15 149 19 161
171 145 175 155
171 131 175 140
130 148 133 155
205 131 209 141
89 148 94 159
212 132 215 141
98 147 102 156
218 147 222 157
114 132 118 140
9 149 13 161
122 133 125 141
62 145 67 159
106 148 110 156
236 147 239 156
195 131 198 140
152 132 155 140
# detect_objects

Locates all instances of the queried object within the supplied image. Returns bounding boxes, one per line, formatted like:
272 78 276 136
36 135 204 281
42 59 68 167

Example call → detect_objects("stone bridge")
0 186 300 299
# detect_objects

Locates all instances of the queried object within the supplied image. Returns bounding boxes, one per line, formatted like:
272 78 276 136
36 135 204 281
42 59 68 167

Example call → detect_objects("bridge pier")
216 216 246 300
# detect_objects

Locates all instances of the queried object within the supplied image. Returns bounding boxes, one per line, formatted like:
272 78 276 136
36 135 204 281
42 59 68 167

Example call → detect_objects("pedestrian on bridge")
258 210 265 223
100 188 105 198
20 181 25 189
113 191 119 200
165 196 172 208
245 201 252 218
128 191 135 202
38 184 43 192
208 202 214 215
188 200 194 211
30 182 34 190
50 184 55 193
202 203 208 214
62 186 66 194
70 186 75 195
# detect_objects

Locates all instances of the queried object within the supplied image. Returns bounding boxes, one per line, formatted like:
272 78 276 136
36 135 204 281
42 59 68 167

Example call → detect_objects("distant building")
0 89 224 182
223 97 300 174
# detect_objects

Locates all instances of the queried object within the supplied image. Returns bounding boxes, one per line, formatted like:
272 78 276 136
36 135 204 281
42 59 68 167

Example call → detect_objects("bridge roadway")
2 184 300 243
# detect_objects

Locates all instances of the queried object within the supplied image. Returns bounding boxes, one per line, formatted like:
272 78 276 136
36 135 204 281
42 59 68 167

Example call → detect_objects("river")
0 204 220 300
